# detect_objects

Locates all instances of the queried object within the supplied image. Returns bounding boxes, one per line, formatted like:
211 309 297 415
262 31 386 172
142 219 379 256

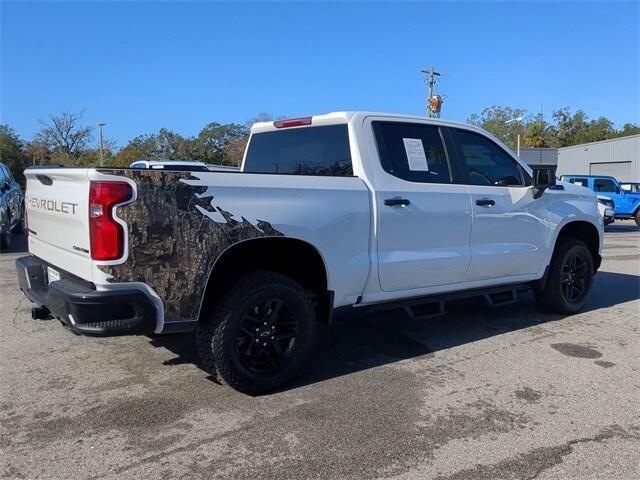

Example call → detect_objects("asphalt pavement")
2 222 639 479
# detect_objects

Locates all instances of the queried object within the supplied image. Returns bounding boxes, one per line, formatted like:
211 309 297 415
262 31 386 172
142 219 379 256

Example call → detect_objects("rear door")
447 127 548 282
369 120 472 291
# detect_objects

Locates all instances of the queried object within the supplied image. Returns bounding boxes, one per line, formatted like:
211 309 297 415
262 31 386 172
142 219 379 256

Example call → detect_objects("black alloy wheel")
535 238 594 314
235 298 299 374
196 270 316 395
560 253 589 304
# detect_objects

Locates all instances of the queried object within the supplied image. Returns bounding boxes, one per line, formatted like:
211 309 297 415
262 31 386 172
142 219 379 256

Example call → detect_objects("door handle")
475 198 495 207
384 198 411 207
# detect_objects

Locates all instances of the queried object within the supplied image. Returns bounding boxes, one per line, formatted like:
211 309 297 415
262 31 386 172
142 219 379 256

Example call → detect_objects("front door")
447 127 548 282
371 120 473 291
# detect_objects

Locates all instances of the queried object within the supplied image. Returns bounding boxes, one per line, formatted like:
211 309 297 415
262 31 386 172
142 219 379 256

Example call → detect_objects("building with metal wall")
511 135 639 182
515 148 558 167
555 135 640 182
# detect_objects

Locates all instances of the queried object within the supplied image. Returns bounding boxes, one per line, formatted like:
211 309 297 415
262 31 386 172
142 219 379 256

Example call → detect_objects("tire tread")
196 270 315 395
535 238 594 314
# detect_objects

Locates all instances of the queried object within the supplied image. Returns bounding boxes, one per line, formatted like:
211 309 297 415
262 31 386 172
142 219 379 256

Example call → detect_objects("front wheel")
634 210 640 228
535 238 594 314
196 271 316 395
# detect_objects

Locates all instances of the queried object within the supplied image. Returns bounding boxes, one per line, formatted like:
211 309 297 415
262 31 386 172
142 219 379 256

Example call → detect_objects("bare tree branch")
36 111 92 164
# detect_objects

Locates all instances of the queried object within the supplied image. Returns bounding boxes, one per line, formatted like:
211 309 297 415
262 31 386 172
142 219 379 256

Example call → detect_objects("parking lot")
1 223 639 480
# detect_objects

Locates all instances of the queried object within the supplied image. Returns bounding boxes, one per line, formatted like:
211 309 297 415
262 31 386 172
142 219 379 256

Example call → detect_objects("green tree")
224 136 249 166
614 123 640 137
467 105 527 147
469 105 638 149
113 134 156 166
24 140 50 167
0 125 29 184
524 114 558 148
552 108 617 146
113 129 192 166
194 123 248 165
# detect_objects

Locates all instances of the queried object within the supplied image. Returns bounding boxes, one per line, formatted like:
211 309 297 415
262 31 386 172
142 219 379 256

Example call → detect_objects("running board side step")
405 288 518 320
484 289 518 307
404 301 445 321
348 284 531 321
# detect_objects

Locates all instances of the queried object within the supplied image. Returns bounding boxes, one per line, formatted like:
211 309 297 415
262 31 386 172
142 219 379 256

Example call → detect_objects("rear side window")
594 178 616 192
452 128 525 187
568 177 589 187
244 125 352 176
372 121 451 183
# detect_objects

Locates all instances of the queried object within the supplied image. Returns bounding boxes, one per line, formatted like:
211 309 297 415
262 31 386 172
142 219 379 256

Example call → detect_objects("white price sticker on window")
403 138 429 171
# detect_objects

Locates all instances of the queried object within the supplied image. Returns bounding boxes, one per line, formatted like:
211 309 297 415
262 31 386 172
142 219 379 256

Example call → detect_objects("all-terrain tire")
196 270 316 395
535 238 594 314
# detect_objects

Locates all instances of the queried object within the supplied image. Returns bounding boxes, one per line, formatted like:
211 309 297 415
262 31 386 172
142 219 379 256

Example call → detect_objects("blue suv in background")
561 175 640 226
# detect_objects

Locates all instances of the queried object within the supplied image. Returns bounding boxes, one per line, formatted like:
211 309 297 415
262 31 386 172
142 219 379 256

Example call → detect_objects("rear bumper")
15 255 156 335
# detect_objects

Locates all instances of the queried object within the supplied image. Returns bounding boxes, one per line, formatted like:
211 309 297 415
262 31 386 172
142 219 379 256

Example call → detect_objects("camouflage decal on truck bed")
97 169 283 323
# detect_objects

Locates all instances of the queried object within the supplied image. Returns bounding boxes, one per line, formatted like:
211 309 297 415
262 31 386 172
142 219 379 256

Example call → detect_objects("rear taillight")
89 181 132 261
273 117 312 128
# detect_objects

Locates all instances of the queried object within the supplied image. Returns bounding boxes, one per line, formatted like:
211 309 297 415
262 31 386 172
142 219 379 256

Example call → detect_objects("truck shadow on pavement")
150 270 639 394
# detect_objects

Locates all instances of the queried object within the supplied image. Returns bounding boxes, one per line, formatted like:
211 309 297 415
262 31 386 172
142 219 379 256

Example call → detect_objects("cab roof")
250 111 478 134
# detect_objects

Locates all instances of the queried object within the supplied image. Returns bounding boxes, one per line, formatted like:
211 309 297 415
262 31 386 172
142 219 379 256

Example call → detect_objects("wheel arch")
534 219 601 293
553 220 601 271
196 237 332 326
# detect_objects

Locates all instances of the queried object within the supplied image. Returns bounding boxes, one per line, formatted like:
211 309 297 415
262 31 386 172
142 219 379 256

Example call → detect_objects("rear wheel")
634 210 640 228
535 238 594 314
196 271 316 395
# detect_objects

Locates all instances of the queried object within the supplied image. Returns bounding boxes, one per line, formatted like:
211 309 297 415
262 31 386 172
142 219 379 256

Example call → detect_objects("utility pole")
421 66 443 118
98 123 106 166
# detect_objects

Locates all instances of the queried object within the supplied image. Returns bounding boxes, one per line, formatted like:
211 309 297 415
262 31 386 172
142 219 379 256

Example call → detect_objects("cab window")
372 121 452 183
451 128 525 187
568 177 589 187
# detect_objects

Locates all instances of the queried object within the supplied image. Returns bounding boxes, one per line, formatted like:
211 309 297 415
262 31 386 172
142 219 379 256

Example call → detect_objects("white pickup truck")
17 112 603 393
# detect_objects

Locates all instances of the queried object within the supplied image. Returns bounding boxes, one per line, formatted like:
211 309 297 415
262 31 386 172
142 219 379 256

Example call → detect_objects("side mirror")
532 167 556 199
615 186 620 194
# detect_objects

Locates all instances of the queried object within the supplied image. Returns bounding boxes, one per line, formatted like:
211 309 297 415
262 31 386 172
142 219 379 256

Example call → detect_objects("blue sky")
1 1 638 147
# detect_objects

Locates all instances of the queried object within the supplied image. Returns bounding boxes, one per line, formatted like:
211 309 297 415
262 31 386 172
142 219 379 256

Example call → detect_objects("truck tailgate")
25 168 94 281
